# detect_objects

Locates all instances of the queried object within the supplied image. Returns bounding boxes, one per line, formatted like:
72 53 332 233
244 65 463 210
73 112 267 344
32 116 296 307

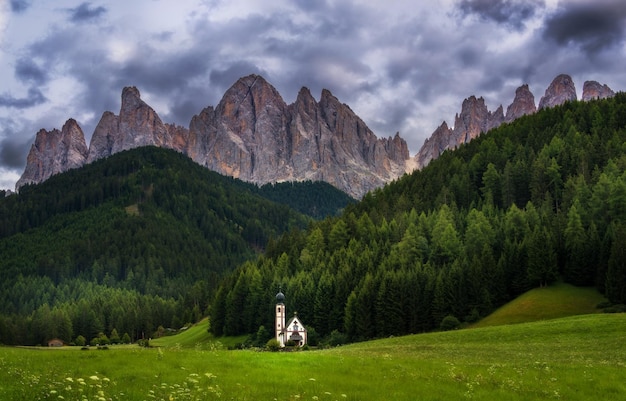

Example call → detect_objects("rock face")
538 74 577 110
18 75 408 198
505 84 536 123
187 75 408 198
416 96 506 167
582 80 615 101
415 121 453 168
16 119 88 188
415 75 587 169
87 86 184 163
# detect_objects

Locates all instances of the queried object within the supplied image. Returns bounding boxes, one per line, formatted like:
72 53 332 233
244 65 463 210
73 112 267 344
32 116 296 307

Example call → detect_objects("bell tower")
275 289 286 346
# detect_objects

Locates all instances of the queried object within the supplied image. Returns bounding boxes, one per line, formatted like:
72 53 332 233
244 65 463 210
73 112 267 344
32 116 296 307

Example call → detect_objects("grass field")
472 282 607 328
149 318 249 350
1 313 625 400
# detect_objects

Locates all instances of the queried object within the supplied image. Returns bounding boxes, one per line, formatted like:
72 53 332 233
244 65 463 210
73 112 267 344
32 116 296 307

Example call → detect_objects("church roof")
286 314 306 331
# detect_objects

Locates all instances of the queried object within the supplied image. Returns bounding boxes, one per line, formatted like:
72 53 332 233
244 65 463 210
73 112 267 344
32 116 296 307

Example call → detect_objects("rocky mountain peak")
505 84 536 122
415 121 453 168
538 74 577 110
16 118 88 189
87 84 180 163
582 81 615 101
452 96 490 144
121 86 142 110
186 75 408 198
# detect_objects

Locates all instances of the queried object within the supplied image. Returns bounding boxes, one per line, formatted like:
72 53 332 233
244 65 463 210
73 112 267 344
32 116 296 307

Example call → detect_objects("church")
275 289 307 347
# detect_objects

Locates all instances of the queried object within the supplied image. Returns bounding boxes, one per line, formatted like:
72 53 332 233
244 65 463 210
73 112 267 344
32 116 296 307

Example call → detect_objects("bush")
306 326 319 346
440 315 461 331
326 330 347 346
604 304 626 313
265 338 281 352
465 308 480 323
121 333 131 344
74 335 86 347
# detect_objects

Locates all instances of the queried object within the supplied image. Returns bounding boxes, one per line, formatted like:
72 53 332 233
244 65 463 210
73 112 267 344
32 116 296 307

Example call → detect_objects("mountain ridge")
16 74 616 197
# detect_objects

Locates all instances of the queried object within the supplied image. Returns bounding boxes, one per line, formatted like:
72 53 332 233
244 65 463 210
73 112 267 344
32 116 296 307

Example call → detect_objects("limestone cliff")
87 86 183 163
186 75 408 198
16 118 88 188
505 84 536 123
582 80 615 101
19 74 409 198
538 74 577 110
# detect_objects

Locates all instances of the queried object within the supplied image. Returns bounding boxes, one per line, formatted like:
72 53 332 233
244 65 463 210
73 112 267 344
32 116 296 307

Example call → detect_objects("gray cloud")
15 58 48 85
10 0 31 13
67 2 107 23
543 1 626 56
459 0 545 30
0 88 47 109
0 136 31 169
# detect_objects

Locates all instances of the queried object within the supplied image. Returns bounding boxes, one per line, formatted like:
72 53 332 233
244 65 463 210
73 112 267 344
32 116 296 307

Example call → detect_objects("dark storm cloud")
10 0 31 13
0 88 46 109
67 2 107 23
209 62 267 92
0 135 31 169
543 1 626 56
15 58 48 85
459 0 544 30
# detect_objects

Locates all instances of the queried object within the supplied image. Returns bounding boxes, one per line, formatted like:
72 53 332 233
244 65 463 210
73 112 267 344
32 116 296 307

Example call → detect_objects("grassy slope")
472 282 607 328
149 319 247 349
1 314 625 400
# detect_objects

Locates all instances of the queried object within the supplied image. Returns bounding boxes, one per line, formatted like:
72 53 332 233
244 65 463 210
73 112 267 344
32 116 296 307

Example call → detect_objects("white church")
275 289 307 347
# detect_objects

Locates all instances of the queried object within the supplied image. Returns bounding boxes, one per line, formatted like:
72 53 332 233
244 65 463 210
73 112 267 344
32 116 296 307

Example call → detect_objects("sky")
1 0 626 190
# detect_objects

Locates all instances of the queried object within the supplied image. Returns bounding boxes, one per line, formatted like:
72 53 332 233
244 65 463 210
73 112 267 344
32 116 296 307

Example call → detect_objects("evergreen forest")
0 147 352 345
210 93 626 343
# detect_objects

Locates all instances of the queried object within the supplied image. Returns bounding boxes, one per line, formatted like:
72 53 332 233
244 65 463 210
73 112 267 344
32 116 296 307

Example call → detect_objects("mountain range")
16 73 615 198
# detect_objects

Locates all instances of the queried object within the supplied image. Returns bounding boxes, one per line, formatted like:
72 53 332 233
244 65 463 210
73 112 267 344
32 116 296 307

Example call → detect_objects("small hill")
472 282 607 328
0 146 352 346
150 319 247 349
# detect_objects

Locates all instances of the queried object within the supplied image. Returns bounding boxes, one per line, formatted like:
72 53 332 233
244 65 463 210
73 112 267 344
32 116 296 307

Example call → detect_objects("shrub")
604 304 626 313
326 330 347 346
465 308 480 323
266 338 281 352
121 333 131 344
440 315 461 331
74 335 86 347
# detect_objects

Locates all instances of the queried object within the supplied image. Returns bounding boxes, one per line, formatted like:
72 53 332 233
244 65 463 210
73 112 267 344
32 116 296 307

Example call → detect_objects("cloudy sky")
1 0 626 190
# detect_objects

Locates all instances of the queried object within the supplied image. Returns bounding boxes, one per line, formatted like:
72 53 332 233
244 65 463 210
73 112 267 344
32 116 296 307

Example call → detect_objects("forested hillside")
0 147 351 345
211 93 626 342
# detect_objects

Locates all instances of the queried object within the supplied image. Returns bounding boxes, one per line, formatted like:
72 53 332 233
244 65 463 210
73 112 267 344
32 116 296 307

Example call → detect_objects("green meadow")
1 313 625 400
472 282 607 328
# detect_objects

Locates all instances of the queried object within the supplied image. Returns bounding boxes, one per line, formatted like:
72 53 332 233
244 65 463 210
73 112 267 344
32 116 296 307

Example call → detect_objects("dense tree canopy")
0 147 352 345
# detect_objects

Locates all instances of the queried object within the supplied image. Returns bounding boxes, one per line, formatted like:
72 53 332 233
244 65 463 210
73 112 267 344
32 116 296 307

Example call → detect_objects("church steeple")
275 288 286 346
276 288 285 304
